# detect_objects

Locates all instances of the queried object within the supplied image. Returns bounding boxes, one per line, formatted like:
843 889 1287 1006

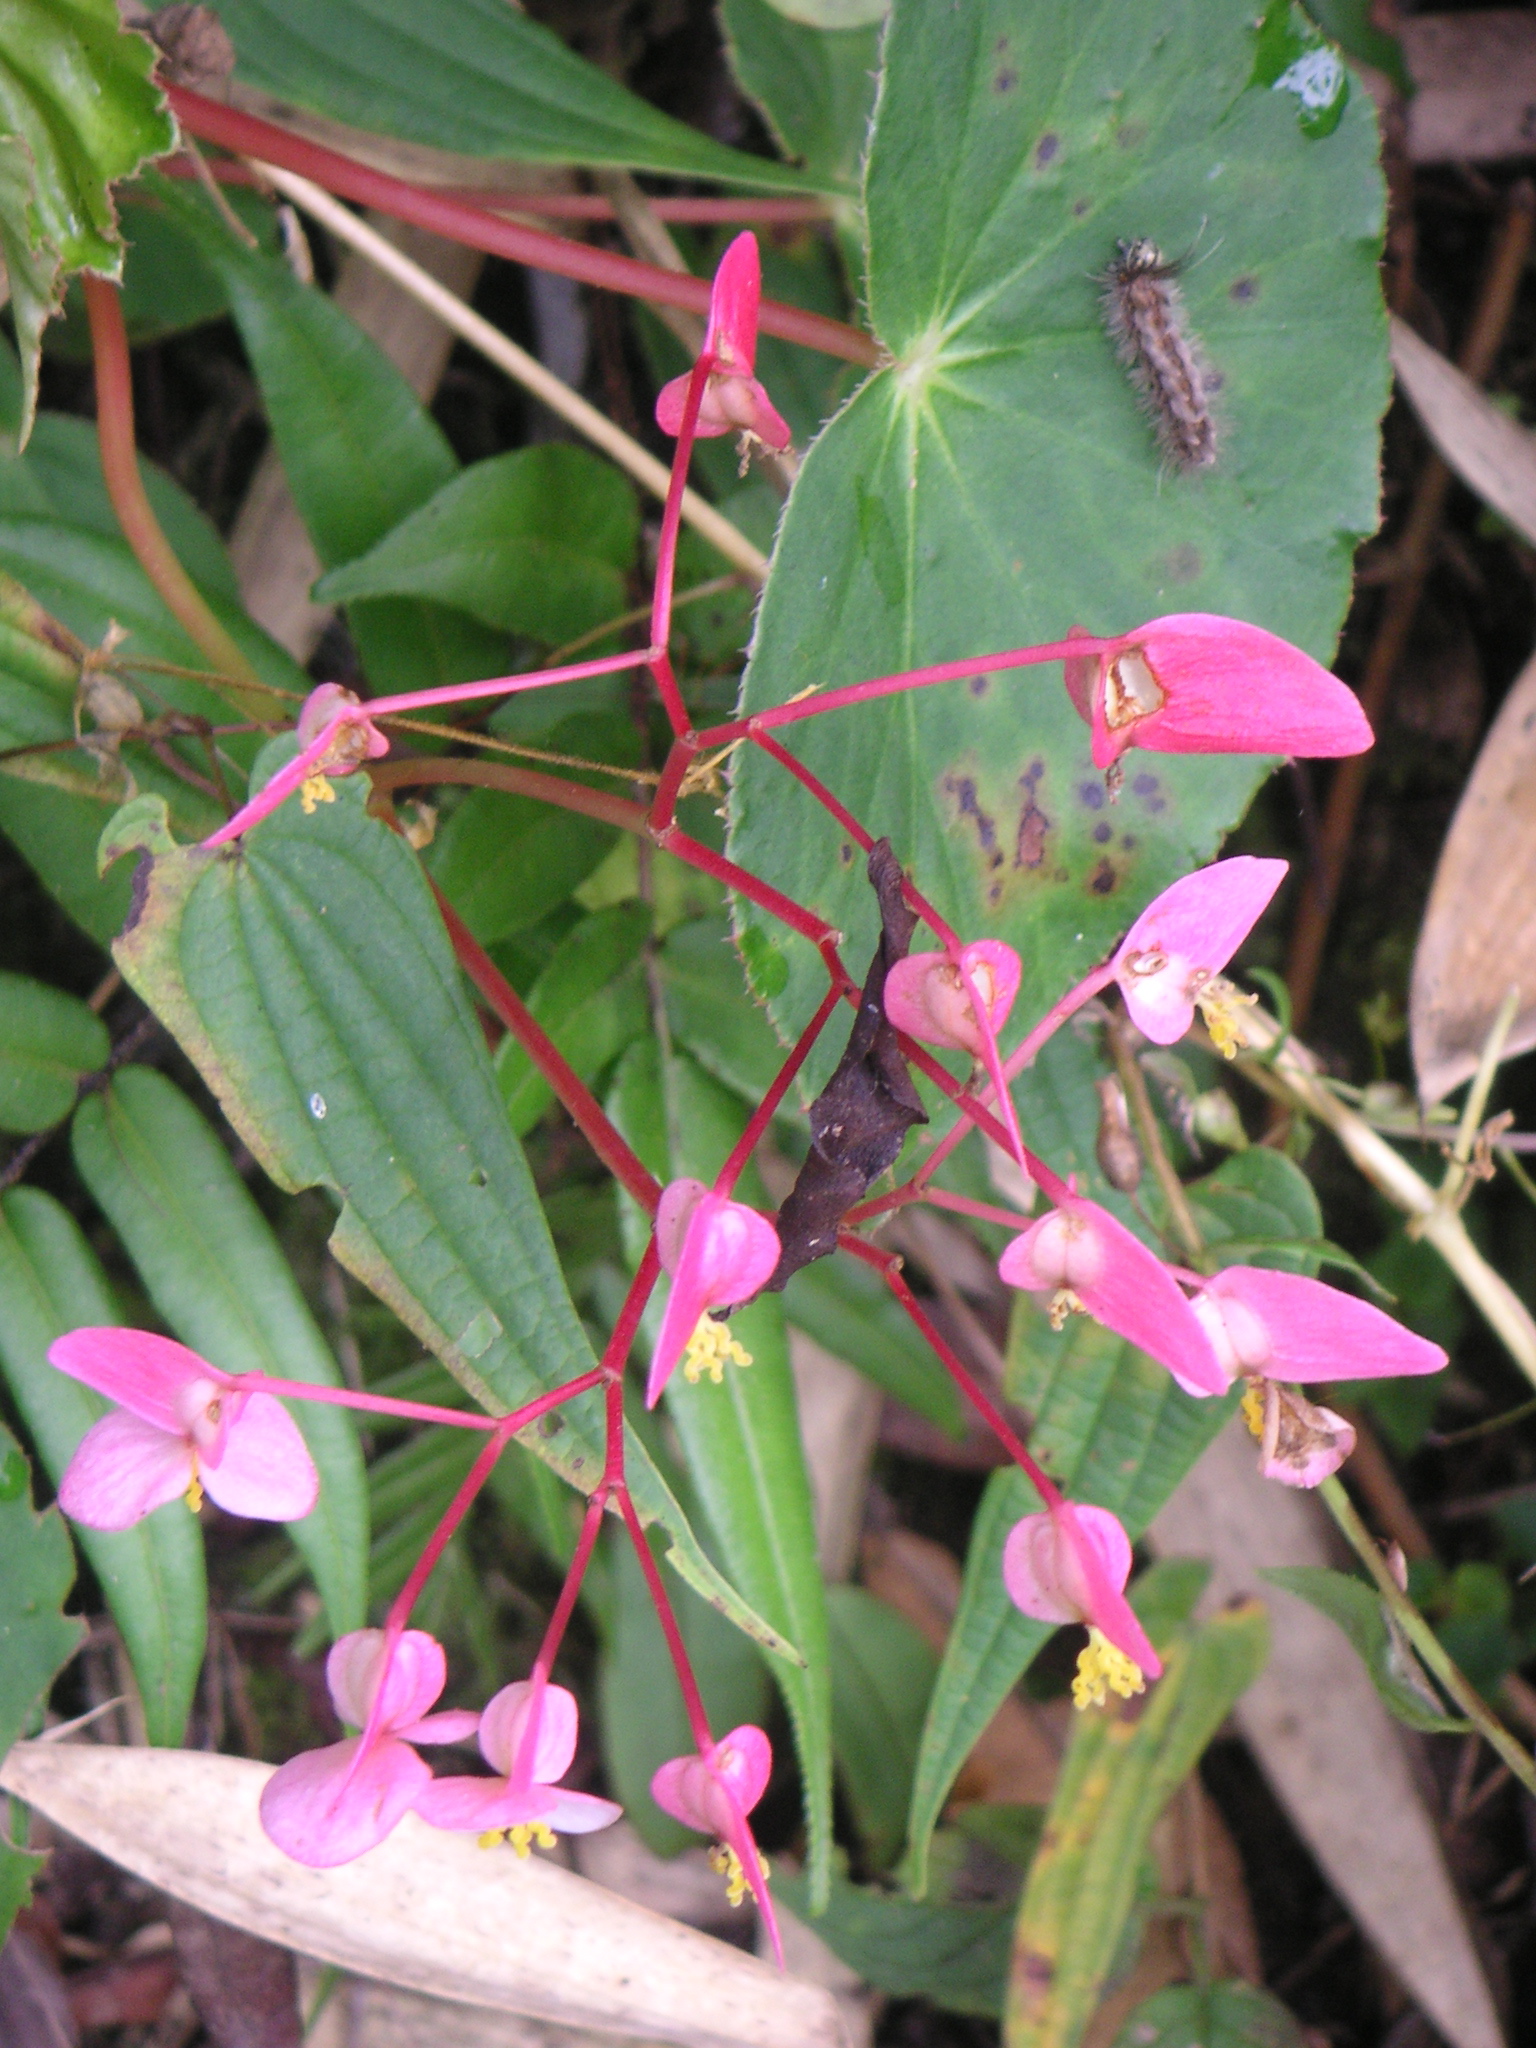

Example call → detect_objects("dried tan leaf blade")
1389 316 1536 548
1411 645 1536 1104
0 1745 847 2048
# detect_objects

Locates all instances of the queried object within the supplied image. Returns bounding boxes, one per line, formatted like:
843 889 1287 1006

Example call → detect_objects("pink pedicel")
998 1196 1228 1396
202 684 389 848
652 1723 782 1963
885 940 1022 1058
646 1178 781 1406
49 1327 318 1530
1192 1266 1448 1388
259 1628 479 1867
413 1681 621 1844
1112 856 1288 1047
1002 1499 1161 1681
1061 614 1373 771
654 233 792 451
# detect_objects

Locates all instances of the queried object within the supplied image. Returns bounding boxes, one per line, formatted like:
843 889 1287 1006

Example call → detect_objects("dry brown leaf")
1151 1416 1504 2048
1411 642 1536 1103
298 1962 678 2048
1389 316 1536 548
0 1745 847 2048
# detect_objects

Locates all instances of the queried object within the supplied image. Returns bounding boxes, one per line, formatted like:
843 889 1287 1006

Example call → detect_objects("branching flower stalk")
60 228 1470 1943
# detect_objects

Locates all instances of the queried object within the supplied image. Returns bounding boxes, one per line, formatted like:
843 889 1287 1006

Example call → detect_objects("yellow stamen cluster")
1240 1380 1267 1438
183 1468 204 1514
1196 978 1258 1059
1071 1628 1145 1711
683 1314 753 1385
708 1841 769 1907
478 1821 557 1856
300 773 337 814
1048 1286 1085 1331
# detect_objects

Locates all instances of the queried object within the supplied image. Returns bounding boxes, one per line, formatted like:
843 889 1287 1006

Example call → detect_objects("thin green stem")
1319 1475 1536 1798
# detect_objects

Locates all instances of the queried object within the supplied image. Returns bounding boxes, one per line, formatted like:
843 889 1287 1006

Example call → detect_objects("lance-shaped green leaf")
71 1066 370 1639
205 0 821 191
0 971 106 1130
1260 1565 1471 1735
730 0 1386 1089
0 1187 206 1745
906 1306 1240 1893
495 902 651 1138
609 1037 833 1904
101 769 791 1662
0 1423 85 1937
827 1585 938 1872
0 0 174 440
1110 1980 1308 2048
720 0 882 201
154 176 505 695
1005 1596 1268 2047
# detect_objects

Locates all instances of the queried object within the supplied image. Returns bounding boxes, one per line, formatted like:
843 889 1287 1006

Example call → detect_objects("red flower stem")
746 726 962 947
240 1375 506 1430
840 1232 1062 1508
652 826 853 985
372 755 649 835
380 1368 605 1637
604 1243 663 1388
367 648 651 720
159 159 831 223
843 1185 1031 1234
433 886 662 1212
614 1481 715 1752
648 733 701 834
714 982 843 1197
897 1036 1071 1204
82 275 275 719
650 353 715 697
1001 961 1118 1078
958 960 1027 1172
165 90 879 367
693 635 1112 749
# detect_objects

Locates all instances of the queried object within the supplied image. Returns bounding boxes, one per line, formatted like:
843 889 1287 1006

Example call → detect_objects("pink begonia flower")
1188 1265 1447 1486
203 684 388 849
652 1723 782 1964
885 940 1022 1058
1112 857 1287 1056
1002 1499 1162 1706
1062 615 1372 771
259 1629 479 1867
48 1327 318 1531
413 1680 620 1849
998 1195 1228 1396
654 233 792 451
647 1178 781 1407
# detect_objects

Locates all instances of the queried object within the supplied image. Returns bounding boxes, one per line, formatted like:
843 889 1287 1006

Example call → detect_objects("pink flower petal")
259 1734 431 1867
1112 858 1288 1044
655 1179 710 1274
477 1681 578 1785
1000 1199 1228 1396
48 1328 224 1433
647 1191 780 1406
707 233 762 372
1071 615 1373 769
651 1725 772 1836
327 1628 447 1732
1205 1268 1448 1383
57 1409 192 1530
1002 1503 1131 1625
543 1788 623 1835
413 1774 557 1834
400 1709 481 1744
1054 1501 1161 1677
199 1391 319 1521
885 941 1022 1056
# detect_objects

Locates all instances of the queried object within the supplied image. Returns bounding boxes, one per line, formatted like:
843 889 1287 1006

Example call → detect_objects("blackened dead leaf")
767 840 926 1288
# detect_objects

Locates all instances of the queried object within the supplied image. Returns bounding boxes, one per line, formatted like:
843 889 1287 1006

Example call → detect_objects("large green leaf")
495 903 650 1138
102 763 790 1661
0 971 106 1130
776 1864 1013 2016
730 0 1385 1082
0 1187 206 1745
154 176 506 695
720 0 882 200
609 1037 833 1903
905 1305 1240 1891
202 0 820 192
1006 1596 1269 2046
0 0 174 438
827 1584 938 1871
316 446 640 647
1111 1981 1307 2048
71 1067 370 1640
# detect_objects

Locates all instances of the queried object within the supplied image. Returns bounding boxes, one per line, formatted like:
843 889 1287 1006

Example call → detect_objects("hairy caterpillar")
1100 238 1218 473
